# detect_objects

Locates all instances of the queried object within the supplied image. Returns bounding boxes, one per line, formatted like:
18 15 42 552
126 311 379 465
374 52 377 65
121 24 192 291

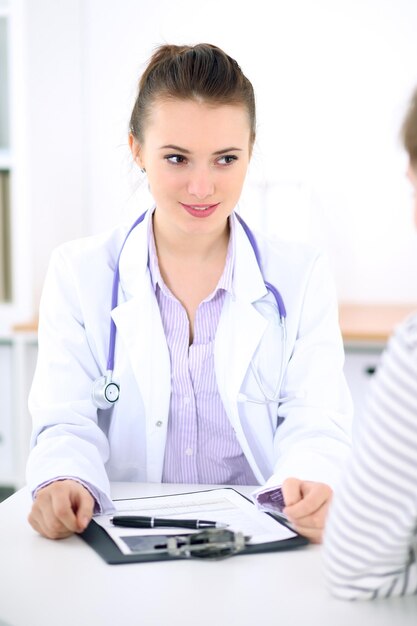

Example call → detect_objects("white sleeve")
323 316 417 600
26 246 113 511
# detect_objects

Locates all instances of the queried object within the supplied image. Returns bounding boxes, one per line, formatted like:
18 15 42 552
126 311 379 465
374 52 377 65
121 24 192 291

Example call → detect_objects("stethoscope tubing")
95 208 287 408
107 210 148 371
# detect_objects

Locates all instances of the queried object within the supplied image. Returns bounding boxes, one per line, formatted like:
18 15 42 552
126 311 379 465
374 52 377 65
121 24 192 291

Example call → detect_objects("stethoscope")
92 210 287 410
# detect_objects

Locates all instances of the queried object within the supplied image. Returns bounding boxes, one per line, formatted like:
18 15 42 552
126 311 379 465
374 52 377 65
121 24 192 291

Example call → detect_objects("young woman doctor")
27 43 352 541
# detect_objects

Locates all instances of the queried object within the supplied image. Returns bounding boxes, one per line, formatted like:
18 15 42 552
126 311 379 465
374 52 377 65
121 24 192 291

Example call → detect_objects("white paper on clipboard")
93 488 296 556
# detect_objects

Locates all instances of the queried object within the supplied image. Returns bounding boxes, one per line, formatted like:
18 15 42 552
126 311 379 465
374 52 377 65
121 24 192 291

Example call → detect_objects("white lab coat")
26 210 352 511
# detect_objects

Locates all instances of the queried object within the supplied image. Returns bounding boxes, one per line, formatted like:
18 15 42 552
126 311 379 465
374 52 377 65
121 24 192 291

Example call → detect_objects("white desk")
0 483 416 626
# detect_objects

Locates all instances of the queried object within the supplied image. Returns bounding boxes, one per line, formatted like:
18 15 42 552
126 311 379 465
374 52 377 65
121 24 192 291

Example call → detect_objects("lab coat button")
185 447 193 456
155 420 163 427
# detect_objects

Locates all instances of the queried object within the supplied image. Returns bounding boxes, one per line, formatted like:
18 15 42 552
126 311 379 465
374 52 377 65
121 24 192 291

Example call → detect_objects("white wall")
16 0 417 312
18 0 88 310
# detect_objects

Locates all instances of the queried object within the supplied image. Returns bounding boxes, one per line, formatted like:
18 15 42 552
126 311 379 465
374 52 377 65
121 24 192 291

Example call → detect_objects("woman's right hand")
28 479 95 539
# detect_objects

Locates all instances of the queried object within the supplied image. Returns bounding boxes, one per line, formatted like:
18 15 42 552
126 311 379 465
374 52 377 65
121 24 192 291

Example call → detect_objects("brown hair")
129 43 256 146
402 86 417 166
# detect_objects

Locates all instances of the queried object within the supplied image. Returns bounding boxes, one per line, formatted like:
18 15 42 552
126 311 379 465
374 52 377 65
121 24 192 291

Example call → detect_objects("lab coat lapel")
110 210 171 480
111 294 171 423
215 214 269 420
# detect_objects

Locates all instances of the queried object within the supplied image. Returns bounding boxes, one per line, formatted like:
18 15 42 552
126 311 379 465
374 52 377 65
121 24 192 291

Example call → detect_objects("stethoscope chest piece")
92 374 120 410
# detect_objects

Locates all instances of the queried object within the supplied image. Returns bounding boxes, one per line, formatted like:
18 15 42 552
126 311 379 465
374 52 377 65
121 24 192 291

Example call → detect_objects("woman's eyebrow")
159 144 191 153
213 147 243 155
159 144 242 155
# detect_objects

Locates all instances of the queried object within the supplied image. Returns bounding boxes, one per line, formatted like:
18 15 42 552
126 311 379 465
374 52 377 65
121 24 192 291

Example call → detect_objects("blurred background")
1 0 417 492
2 0 417 320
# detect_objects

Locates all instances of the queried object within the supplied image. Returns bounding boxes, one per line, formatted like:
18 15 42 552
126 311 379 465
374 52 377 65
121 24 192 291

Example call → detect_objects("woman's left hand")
282 478 333 543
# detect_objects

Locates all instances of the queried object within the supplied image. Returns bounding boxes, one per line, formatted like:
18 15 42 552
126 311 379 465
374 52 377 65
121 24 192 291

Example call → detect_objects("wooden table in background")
338 303 417 344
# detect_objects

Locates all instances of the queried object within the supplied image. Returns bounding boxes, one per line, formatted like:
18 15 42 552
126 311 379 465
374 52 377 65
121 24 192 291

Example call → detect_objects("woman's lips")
180 202 220 218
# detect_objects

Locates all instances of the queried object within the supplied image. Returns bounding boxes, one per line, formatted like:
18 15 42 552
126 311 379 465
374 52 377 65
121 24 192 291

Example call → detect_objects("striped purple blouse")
148 216 258 486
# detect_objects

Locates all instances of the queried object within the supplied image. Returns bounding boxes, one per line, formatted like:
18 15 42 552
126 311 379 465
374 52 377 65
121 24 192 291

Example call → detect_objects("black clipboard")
80 488 309 565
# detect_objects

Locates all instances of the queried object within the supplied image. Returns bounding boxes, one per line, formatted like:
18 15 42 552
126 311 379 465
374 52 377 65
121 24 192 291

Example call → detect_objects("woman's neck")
152 212 230 263
151 211 231 343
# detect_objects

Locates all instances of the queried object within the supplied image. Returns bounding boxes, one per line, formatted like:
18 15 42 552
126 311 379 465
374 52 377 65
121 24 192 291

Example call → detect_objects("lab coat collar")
230 211 268 303
117 207 153 299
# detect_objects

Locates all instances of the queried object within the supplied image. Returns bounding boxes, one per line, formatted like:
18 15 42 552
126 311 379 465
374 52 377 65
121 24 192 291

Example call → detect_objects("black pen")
111 515 228 529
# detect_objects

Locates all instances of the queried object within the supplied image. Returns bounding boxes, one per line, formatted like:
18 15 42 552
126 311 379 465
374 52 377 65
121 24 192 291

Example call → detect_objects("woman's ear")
248 137 255 161
129 133 145 170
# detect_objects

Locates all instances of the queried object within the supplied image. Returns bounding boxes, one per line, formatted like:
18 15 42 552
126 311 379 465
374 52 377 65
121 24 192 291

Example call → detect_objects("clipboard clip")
167 528 249 559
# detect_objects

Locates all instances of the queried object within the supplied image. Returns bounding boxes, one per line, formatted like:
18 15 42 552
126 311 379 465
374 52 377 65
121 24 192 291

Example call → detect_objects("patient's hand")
28 479 94 540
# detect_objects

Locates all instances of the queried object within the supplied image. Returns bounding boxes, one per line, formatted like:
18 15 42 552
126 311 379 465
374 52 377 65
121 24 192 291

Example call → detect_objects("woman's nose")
187 167 215 199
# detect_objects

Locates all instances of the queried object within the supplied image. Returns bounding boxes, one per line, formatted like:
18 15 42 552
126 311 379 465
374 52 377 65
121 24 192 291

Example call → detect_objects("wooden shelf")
339 303 417 343
11 319 38 333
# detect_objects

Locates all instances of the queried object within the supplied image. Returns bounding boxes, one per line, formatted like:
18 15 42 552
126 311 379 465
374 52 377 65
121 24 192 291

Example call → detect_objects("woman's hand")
28 479 94 540
282 478 332 543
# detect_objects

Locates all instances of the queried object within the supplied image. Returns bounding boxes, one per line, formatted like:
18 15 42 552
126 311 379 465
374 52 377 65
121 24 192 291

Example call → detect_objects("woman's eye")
165 154 187 165
217 155 238 165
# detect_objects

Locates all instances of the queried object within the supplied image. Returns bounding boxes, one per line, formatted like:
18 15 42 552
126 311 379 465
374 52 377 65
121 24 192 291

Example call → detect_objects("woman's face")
407 163 417 228
130 98 252 238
